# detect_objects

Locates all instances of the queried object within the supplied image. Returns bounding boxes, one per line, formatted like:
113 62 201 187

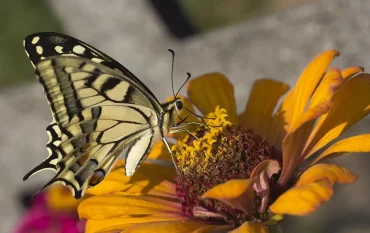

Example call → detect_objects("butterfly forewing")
36 57 157 126
24 32 161 107
23 45 168 198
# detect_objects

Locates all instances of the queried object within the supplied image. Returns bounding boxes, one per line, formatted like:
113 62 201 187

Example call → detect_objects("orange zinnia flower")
78 50 370 233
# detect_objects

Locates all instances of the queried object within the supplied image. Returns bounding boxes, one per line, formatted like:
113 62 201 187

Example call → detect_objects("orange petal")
201 179 255 213
147 142 172 162
229 222 269 233
187 73 237 122
270 180 333 216
341 66 364 80
287 50 339 129
86 162 176 198
278 100 332 186
311 134 370 164
122 220 211 233
296 164 358 187
265 90 294 148
240 78 289 136
309 68 342 108
303 73 370 158
79 194 183 221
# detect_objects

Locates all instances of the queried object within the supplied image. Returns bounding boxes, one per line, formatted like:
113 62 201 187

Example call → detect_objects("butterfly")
23 32 199 198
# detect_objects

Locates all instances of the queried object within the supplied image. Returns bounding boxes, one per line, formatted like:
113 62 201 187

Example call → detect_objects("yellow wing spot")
70 72 91 81
80 96 105 107
64 67 76 73
62 54 77 57
105 81 130 101
95 120 118 131
36 46 43 55
100 123 145 143
73 45 86 54
31 36 40 44
82 63 98 72
77 88 98 98
91 74 111 90
55 46 64 54
91 57 104 63
73 80 86 89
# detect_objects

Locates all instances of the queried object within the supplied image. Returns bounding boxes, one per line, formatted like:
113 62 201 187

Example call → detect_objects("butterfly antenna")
168 49 176 97
175 72 192 97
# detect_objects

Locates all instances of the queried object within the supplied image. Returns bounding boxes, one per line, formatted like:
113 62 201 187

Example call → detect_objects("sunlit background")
1 0 370 232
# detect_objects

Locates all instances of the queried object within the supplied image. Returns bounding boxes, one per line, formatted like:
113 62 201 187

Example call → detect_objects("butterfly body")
23 32 185 198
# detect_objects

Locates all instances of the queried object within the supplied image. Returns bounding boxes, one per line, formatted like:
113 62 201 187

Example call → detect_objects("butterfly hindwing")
23 122 61 180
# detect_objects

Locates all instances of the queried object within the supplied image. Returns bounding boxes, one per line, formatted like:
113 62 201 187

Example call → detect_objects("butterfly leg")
176 121 207 127
170 127 199 140
176 114 191 125
162 137 179 171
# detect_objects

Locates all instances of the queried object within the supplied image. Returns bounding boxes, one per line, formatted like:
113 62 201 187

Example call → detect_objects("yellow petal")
265 90 294 148
341 66 364 80
187 73 237 122
79 194 183 221
45 185 82 212
85 218 134 233
309 68 342 108
192 225 234 233
311 134 370 164
229 222 269 233
296 164 358 187
303 73 370 158
122 220 211 233
201 179 255 213
270 181 333 216
86 219 197 233
287 50 339 129
148 142 172 162
263 214 284 226
240 78 289 136
278 100 332 185
86 162 176 198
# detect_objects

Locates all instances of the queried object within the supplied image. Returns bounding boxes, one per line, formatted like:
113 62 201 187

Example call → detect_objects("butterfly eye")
175 100 183 110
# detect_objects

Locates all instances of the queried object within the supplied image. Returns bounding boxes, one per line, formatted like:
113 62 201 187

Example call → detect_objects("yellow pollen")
172 106 231 173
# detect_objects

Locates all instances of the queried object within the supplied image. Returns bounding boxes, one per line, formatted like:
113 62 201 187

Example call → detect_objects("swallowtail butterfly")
23 32 197 198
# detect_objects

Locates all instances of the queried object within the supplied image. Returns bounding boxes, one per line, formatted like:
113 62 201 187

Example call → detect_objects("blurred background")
1 0 370 232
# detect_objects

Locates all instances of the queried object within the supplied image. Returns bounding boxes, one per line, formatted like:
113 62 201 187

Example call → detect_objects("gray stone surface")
2 0 370 232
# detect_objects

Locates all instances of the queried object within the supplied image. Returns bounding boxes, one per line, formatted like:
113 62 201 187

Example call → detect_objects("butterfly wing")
24 56 162 198
23 32 159 105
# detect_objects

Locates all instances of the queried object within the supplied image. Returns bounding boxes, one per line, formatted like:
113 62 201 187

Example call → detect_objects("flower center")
172 107 282 225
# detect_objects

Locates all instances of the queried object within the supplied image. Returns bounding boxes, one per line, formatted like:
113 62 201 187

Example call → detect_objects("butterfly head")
162 97 183 116
175 98 183 111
